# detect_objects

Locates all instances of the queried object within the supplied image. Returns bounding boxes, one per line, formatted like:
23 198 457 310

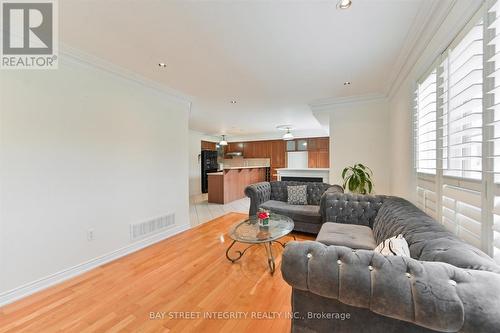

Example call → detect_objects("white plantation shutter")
414 70 438 218
416 176 437 219
436 19 485 247
441 21 483 180
415 71 437 174
487 0 500 264
414 6 496 255
442 183 482 249
492 199 500 264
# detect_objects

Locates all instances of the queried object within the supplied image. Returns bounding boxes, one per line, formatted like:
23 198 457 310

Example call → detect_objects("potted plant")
341 163 374 194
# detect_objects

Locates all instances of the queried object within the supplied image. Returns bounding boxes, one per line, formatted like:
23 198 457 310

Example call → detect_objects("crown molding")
309 93 387 113
385 0 484 100
60 44 193 106
383 0 450 98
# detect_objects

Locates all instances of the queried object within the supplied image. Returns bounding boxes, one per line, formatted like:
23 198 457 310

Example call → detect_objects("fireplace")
276 168 330 183
281 176 323 182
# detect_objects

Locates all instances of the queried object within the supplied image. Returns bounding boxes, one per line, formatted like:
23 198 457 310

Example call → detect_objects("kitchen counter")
275 168 330 171
223 165 269 170
208 167 268 204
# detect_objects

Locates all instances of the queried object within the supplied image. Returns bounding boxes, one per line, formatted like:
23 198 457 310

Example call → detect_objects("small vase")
258 217 269 227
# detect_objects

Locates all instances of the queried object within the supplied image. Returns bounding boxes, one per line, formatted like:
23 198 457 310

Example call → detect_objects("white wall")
388 0 482 201
0 54 191 299
328 99 391 194
188 131 218 196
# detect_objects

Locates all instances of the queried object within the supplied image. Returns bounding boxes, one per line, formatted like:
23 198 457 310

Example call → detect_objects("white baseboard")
0 223 191 307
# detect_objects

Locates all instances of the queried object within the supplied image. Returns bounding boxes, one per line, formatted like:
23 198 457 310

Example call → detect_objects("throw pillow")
374 234 410 257
287 185 308 205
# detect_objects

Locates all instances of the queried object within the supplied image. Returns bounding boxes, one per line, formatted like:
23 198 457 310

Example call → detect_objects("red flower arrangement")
257 211 270 220
258 209 270 227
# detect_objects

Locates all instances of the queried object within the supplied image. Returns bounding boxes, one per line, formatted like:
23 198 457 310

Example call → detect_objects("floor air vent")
130 213 175 240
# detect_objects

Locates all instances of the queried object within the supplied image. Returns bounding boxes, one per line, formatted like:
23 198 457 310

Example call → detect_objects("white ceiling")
60 0 430 139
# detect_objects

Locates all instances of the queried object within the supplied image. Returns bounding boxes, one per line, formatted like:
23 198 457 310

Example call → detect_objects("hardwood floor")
0 213 313 333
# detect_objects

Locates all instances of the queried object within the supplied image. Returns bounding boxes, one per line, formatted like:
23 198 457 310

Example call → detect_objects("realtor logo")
1 0 58 69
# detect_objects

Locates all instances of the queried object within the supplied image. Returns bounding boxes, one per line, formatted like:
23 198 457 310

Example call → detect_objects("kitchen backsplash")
222 158 270 168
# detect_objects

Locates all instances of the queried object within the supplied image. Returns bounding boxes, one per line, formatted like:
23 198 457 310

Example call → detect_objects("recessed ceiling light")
337 0 352 10
230 100 237 104
344 81 351 85
158 63 167 68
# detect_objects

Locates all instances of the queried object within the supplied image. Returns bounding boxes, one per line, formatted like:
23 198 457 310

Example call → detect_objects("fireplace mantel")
276 168 330 183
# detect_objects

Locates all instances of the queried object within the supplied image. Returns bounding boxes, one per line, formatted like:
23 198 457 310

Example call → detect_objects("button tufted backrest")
269 181 337 205
321 193 387 227
282 241 500 333
373 197 500 273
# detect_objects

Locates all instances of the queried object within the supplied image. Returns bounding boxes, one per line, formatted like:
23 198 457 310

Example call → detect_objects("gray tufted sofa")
244 181 344 234
281 193 500 333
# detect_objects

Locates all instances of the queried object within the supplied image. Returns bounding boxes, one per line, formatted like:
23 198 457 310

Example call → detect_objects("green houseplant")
341 163 374 194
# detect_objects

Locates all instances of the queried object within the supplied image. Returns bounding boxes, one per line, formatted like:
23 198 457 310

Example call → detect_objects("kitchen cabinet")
208 167 267 204
308 150 329 168
271 140 286 180
222 137 328 178
225 142 244 155
286 140 296 151
201 140 216 151
296 139 308 151
244 141 255 158
307 137 329 168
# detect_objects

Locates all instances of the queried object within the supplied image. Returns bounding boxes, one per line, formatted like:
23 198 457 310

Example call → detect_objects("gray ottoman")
316 222 377 250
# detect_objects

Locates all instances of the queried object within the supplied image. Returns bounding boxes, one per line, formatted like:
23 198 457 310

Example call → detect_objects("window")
441 21 483 180
488 0 500 264
415 70 437 174
414 5 491 256
414 70 438 218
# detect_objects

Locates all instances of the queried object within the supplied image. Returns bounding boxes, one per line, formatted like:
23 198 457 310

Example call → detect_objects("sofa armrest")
244 182 271 216
319 185 344 222
320 192 386 226
282 241 500 333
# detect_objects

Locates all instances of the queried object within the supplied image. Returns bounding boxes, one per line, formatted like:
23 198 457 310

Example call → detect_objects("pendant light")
282 128 294 141
219 135 228 146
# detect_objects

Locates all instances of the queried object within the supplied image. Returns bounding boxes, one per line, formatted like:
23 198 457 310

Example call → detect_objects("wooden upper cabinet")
307 137 329 151
201 140 217 151
243 142 255 157
308 150 329 168
316 137 329 150
271 140 285 167
307 137 329 168
297 139 308 151
286 140 296 151
226 142 244 153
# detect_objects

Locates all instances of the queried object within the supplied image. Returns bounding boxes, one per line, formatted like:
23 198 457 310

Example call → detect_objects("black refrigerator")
201 150 218 193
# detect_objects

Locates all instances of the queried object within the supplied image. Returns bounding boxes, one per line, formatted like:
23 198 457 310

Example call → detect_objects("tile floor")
189 193 250 227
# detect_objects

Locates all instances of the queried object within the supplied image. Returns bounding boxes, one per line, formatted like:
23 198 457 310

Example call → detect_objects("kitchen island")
208 167 268 204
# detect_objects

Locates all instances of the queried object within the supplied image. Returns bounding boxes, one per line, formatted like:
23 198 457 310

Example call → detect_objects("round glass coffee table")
225 213 295 274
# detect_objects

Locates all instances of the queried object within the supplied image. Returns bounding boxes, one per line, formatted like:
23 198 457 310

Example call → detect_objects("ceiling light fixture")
158 63 167 68
230 100 237 104
276 125 295 141
282 129 294 141
219 135 228 146
344 81 351 85
337 0 352 10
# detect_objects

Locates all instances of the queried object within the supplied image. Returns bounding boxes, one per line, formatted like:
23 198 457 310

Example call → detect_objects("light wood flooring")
0 212 313 333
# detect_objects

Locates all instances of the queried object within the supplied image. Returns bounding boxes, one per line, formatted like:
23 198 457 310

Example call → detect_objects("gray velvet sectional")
244 181 344 234
281 193 500 333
